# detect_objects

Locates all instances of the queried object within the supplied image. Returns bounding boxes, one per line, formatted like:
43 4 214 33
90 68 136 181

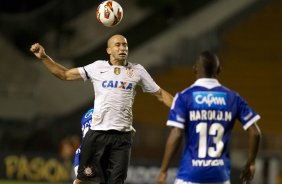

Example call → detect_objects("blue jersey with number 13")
167 80 260 183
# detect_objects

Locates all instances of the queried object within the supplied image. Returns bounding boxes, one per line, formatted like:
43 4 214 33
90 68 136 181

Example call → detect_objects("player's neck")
109 60 127 66
197 73 218 79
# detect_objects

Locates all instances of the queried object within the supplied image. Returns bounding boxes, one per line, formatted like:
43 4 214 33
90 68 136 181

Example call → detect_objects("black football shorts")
77 129 133 184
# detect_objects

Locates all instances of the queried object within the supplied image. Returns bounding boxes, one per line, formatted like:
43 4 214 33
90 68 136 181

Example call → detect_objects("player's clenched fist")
30 43 47 59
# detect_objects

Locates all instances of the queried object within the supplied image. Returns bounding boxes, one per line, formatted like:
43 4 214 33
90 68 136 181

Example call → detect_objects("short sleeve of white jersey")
78 61 98 81
137 64 160 93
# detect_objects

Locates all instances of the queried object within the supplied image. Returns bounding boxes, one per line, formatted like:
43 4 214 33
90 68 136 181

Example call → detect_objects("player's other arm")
157 127 183 184
152 88 174 108
240 123 261 182
30 43 82 81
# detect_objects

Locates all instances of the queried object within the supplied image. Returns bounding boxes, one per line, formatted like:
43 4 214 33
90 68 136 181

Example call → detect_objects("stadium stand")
218 0 282 135
218 2 282 183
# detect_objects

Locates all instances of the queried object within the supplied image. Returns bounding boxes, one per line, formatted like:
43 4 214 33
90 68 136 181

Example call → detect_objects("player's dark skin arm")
156 127 183 184
240 123 261 183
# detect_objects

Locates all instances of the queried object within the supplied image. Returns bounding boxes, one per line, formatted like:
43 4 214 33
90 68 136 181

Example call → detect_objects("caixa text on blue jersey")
102 80 133 90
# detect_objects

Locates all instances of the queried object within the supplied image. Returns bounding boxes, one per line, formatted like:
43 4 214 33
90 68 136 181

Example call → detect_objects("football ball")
96 0 123 27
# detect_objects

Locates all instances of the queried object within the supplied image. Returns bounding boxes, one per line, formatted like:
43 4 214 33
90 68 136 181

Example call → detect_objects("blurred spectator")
59 135 80 160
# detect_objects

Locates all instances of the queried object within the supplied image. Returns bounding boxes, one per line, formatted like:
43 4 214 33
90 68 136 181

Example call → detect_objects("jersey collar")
192 78 221 89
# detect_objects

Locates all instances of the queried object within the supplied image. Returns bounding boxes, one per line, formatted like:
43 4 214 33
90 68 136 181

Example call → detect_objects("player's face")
107 36 128 63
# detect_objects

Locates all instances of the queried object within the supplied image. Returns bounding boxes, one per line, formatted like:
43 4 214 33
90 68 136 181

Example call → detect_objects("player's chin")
118 55 128 61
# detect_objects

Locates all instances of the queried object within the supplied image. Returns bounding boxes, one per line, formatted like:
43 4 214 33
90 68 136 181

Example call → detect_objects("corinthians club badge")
126 68 134 78
84 165 95 177
114 67 121 75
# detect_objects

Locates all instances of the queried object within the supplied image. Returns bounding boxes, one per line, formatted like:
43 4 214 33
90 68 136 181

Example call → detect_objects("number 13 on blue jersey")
196 122 224 158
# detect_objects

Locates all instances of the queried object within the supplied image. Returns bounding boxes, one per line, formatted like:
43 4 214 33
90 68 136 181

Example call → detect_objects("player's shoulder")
173 87 193 102
128 62 144 69
92 60 109 66
83 60 108 70
180 85 194 95
128 62 150 75
218 85 239 96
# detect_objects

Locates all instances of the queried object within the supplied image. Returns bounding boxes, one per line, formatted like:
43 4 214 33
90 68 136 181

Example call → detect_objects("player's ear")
106 47 111 55
193 65 197 74
217 65 222 75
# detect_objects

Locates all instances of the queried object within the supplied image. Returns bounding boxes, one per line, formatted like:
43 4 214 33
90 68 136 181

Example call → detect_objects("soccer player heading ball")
30 34 173 184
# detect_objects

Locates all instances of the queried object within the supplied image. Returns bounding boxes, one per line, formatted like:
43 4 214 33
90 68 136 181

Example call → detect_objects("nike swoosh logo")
100 71 108 74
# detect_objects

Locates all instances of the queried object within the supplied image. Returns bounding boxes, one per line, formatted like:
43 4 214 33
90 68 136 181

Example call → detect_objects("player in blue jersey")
157 51 261 184
74 108 93 177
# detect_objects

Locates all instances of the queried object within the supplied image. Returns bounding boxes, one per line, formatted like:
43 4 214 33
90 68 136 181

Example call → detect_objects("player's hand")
240 162 255 183
156 171 167 184
30 43 47 60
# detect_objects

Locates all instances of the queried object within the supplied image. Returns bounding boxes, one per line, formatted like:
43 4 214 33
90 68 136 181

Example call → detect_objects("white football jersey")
78 60 160 132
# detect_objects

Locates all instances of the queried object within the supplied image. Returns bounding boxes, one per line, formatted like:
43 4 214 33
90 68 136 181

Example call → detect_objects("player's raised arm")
30 43 82 81
152 88 174 108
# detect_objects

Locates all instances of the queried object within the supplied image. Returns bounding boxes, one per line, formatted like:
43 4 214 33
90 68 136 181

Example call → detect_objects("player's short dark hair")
199 51 219 76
